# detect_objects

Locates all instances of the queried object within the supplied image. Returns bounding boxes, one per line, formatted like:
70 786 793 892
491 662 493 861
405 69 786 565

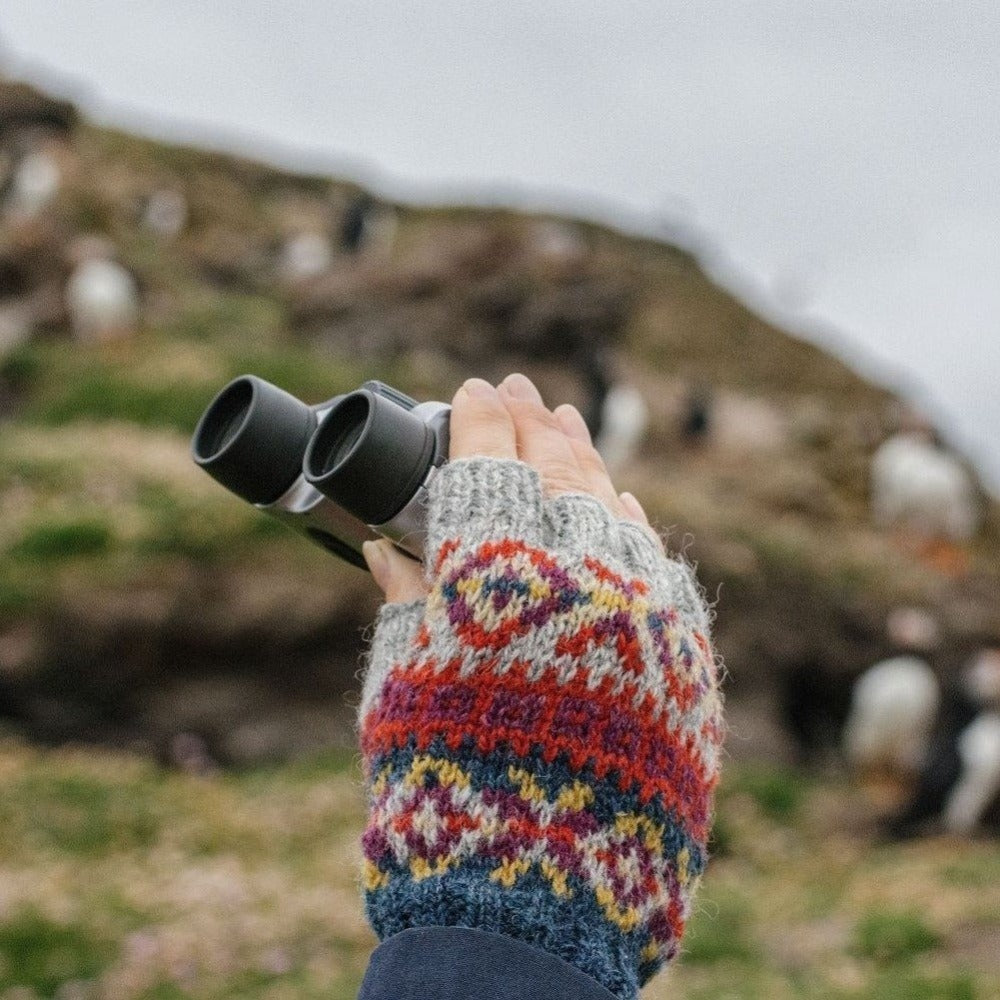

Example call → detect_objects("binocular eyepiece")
191 375 450 568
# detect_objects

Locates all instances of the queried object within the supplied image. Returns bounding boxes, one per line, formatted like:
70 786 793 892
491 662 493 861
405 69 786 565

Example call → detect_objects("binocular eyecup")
191 375 316 506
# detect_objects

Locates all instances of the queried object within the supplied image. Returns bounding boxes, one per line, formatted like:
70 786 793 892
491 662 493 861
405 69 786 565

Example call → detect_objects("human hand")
358 372 722 1000
362 372 661 601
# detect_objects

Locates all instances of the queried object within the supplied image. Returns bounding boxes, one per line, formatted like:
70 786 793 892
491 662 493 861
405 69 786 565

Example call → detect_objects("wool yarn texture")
359 457 724 1000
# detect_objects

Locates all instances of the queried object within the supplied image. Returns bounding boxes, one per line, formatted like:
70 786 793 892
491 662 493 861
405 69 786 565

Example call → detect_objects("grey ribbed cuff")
424 458 712 637
426 458 544 561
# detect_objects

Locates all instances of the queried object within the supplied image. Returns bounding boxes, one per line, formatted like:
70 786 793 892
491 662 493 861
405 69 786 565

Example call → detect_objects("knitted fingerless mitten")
359 458 724 1000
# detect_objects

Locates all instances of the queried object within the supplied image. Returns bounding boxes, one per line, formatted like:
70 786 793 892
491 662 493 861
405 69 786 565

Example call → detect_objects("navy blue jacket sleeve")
358 927 620 1000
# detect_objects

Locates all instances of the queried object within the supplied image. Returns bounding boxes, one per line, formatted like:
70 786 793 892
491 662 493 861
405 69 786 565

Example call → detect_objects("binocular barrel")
191 374 449 567
303 389 440 526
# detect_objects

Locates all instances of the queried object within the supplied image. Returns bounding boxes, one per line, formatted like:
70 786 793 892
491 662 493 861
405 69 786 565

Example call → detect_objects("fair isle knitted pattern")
359 458 723 1000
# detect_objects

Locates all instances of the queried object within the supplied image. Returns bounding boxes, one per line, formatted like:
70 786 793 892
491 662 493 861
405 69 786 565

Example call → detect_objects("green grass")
728 763 808 822
855 971 977 1000
0 741 373 1000
133 482 229 560
0 909 115 997
0 575 36 615
2 772 161 856
8 518 114 562
9 331 393 439
682 891 759 965
27 366 217 435
940 852 1000 888
0 341 44 388
853 910 940 964
161 292 284 346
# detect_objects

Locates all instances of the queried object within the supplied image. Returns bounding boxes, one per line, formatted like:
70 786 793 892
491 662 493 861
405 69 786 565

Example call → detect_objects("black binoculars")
191 375 450 569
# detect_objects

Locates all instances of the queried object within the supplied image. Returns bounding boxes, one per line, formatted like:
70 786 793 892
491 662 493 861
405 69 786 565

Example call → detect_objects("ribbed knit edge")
426 458 544 562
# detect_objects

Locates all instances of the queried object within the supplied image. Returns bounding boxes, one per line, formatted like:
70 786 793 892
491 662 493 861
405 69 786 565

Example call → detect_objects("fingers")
447 372 648 530
363 539 428 603
449 378 518 460
553 403 627 517
619 491 650 527
498 373 593 499
620 490 665 552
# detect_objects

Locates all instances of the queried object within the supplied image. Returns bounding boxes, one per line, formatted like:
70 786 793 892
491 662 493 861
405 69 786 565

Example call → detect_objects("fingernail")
362 540 386 580
463 377 497 399
501 372 543 402
554 404 592 443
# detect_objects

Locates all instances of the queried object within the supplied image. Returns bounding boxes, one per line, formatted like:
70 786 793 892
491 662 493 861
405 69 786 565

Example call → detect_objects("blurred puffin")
278 231 333 284
779 607 942 765
65 237 140 343
842 656 941 776
576 347 648 472
2 148 61 220
594 383 648 472
871 431 979 573
887 649 1000 838
143 188 188 238
338 192 397 257
681 383 712 446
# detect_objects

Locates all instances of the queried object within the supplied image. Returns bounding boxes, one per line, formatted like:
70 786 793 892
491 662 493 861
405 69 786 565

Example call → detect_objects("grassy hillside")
3 88 998 758
2 75 999 1000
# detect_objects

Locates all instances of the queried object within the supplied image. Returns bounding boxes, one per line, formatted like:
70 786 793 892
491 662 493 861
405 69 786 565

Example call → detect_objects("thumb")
362 539 428 604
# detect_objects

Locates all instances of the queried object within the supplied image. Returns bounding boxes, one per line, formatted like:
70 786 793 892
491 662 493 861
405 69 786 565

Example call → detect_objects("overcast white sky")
3 2 998 488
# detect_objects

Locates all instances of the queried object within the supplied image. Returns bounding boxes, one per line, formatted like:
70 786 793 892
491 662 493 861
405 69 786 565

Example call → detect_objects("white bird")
65 257 140 343
871 432 979 542
942 712 1000 835
594 383 649 473
530 220 585 268
279 232 333 284
5 150 61 219
842 656 940 775
889 649 1000 838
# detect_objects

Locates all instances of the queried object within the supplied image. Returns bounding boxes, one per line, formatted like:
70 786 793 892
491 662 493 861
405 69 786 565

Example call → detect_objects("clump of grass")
859 970 976 1000
0 341 44 390
707 810 733 857
163 292 283 345
223 345 377 406
0 908 115 997
0 454 74 490
730 764 807 822
941 853 1000 888
0 576 36 615
853 910 939 964
134 482 226 560
8 518 113 562
683 892 759 965
29 371 216 435
244 747 358 785
3 773 161 856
